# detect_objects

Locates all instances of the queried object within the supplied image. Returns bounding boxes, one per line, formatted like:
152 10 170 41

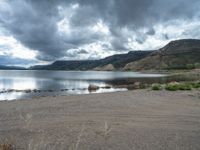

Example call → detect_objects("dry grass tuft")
0 144 13 150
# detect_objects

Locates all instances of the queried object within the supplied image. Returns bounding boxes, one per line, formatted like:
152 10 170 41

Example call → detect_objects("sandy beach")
0 90 200 150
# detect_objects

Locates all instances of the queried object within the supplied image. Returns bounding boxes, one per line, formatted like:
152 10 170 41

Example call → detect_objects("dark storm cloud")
72 0 200 28
0 0 200 62
0 0 74 61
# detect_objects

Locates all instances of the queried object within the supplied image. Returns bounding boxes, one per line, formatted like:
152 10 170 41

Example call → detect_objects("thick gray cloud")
0 0 200 64
0 0 69 61
0 55 37 66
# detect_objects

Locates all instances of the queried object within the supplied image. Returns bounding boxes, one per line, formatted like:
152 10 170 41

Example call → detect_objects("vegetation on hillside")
124 39 200 71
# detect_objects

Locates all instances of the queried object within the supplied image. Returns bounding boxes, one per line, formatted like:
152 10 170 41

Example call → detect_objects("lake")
0 70 165 100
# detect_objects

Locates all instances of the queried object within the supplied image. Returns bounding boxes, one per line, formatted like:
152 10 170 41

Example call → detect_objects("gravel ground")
0 89 200 150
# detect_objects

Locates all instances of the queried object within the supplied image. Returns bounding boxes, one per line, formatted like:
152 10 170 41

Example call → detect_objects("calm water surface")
0 70 165 100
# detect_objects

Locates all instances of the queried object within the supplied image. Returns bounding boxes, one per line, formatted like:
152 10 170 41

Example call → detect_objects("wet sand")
0 90 200 150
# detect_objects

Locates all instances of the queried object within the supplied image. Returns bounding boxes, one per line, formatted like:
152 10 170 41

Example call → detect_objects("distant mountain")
124 39 200 70
0 65 26 70
30 39 200 71
30 51 153 71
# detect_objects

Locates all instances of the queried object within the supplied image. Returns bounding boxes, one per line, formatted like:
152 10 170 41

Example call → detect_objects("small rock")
126 84 137 90
88 84 100 91
7 89 14 93
33 89 38 93
61 89 68 91
134 82 141 88
15 90 23 92
25 89 32 93
102 85 112 89
126 82 142 90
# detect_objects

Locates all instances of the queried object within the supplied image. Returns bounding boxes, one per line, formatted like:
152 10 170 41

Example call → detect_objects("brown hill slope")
124 39 200 70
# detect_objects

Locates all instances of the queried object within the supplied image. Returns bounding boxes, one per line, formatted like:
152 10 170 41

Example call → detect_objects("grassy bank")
151 81 200 91
109 69 200 90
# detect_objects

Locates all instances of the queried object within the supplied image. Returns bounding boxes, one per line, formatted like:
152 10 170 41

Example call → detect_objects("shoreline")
0 88 127 102
1 78 199 101
0 88 199 102
0 88 199 103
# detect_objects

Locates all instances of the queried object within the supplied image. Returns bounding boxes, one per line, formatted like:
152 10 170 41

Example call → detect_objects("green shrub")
164 81 200 91
194 63 200 69
178 83 192 90
192 82 200 88
186 64 195 69
151 83 162 90
165 82 180 91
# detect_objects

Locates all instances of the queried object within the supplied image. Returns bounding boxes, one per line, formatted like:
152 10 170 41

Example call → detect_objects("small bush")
194 63 200 69
165 82 180 91
151 83 162 90
178 83 192 90
186 64 195 70
192 82 200 88
163 81 200 91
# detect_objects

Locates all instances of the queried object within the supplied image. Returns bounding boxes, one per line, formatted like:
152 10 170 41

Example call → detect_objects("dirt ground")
0 90 200 150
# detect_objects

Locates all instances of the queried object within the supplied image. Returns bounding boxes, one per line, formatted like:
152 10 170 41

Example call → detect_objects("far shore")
0 89 200 149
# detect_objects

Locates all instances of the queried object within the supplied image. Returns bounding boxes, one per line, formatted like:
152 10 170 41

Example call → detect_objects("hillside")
30 51 152 71
124 39 200 70
30 39 200 71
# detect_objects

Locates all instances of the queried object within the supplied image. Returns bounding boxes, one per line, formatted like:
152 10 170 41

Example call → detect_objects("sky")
0 0 200 66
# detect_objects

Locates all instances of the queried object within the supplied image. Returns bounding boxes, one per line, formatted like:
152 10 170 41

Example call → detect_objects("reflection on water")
0 78 37 90
0 70 165 100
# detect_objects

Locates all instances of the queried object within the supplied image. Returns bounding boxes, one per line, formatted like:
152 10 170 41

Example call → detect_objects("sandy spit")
0 90 200 150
